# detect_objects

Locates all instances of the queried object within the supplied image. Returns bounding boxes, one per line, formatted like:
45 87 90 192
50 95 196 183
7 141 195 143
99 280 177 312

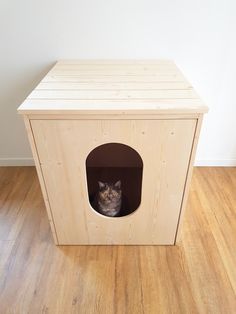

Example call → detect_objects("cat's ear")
114 180 121 189
98 181 105 189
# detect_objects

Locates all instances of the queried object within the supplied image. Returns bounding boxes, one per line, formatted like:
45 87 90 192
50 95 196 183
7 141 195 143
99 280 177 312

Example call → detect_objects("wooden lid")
18 60 208 115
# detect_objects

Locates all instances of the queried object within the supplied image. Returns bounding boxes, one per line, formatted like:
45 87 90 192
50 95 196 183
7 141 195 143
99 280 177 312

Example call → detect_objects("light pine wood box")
18 60 208 245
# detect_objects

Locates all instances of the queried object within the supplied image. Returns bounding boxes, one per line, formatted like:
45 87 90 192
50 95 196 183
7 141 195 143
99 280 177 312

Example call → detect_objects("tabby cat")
95 180 122 217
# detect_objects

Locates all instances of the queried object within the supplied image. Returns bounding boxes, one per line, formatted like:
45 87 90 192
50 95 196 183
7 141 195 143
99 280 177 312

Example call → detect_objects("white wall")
1 0 236 166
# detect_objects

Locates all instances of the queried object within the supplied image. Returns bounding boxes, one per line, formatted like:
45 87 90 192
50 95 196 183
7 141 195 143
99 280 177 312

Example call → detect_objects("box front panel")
31 119 196 244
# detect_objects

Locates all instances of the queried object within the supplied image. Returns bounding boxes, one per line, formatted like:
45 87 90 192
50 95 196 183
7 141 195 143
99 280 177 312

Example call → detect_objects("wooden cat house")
18 60 208 245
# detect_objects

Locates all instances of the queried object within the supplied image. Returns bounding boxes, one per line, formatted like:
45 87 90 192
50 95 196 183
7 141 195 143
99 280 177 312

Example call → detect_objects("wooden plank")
175 115 203 242
43 73 185 81
28 89 198 100
42 74 186 83
48 61 183 77
49 69 180 76
31 119 196 245
181 168 236 312
0 167 35 241
23 117 58 244
36 81 192 90
0 168 236 313
18 60 208 115
27 113 200 120
191 168 236 295
18 99 207 115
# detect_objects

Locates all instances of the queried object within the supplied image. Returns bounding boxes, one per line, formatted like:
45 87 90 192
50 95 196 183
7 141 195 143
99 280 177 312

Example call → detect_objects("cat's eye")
86 143 143 217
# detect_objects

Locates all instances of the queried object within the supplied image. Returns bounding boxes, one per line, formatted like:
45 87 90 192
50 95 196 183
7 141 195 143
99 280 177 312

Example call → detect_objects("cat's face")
98 181 122 204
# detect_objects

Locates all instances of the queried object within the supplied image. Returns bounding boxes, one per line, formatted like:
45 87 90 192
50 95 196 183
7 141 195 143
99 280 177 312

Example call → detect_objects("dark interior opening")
86 143 143 217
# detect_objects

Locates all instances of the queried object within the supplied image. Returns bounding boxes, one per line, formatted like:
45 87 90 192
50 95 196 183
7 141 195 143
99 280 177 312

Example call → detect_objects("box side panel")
23 116 59 244
31 119 197 245
175 115 203 243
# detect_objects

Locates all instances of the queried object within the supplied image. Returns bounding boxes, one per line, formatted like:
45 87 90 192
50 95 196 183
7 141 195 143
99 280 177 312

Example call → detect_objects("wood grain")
0 167 235 313
18 98 207 115
23 117 58 244
175 115 203 242
17 60 208 115
17 60 207 246
28 89 198 100
36 81 192 90
31 119 196 245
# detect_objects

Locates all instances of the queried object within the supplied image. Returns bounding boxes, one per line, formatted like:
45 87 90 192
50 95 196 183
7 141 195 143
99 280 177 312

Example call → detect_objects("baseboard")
0 158 235 167
195 159 236 166
0 158 35 166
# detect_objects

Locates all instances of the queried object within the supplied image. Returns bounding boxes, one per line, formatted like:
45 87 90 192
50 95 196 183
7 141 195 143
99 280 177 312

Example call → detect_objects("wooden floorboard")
0 167 235 313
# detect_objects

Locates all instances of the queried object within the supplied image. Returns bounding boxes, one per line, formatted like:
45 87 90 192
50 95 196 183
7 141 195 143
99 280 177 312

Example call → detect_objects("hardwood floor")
0 167 235 313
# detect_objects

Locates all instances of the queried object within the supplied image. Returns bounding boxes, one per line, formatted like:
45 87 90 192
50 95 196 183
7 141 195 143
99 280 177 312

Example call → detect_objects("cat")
95 180 122 217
